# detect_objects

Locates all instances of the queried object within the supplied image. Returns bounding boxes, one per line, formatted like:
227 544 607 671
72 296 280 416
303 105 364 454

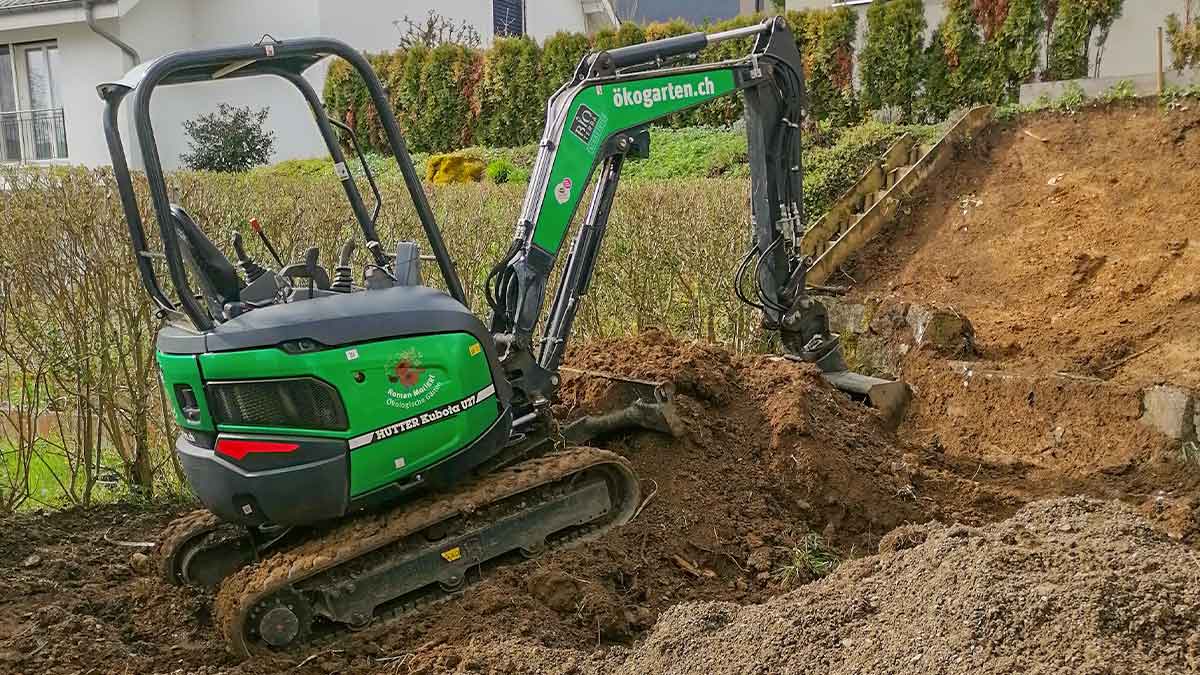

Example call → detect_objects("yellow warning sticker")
441 546 462 562
468 343 482 357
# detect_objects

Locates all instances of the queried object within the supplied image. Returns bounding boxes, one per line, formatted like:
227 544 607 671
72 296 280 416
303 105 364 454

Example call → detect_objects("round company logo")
388 356 424 388
385 349 445 409
554 177 572 205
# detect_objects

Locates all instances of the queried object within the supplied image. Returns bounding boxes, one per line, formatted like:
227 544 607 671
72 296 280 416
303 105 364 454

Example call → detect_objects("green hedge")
860 0 926 116
323 10 859 154
859 0 1121 123
327 2 1130 155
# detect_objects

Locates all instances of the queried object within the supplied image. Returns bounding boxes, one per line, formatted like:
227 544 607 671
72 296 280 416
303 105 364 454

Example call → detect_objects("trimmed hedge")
1045 0 1124 80
323 10 859 154
327 2 1128 151
860 0 926 116
862 0 1119 123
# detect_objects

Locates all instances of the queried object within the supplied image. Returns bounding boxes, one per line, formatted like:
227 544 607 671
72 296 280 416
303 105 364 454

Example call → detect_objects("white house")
787 0 1181 83
0 0 619 168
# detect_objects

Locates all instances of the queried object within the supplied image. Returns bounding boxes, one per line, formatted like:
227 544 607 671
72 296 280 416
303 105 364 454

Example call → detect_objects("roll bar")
97 36 468 331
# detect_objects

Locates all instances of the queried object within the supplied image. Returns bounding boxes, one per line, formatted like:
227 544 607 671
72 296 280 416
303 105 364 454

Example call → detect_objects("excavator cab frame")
98 35 467 332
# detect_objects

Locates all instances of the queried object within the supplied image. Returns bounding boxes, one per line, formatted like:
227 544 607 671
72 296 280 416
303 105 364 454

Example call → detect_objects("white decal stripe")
348 431 375 450
348 383 500 451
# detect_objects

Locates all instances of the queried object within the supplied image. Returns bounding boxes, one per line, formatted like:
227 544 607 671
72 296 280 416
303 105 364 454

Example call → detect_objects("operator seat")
170 204 241 303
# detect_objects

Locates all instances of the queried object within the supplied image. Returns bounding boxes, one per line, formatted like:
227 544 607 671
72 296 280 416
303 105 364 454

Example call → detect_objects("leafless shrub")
0 165 760 506
393 10 482 50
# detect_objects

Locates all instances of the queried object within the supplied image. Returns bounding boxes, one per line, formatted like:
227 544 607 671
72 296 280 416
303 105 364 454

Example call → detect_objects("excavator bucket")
782 341 911 429
811 365 910 428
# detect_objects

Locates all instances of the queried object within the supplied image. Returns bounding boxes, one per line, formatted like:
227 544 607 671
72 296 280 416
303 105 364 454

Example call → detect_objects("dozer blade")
214 447 639 658
558 366 686 441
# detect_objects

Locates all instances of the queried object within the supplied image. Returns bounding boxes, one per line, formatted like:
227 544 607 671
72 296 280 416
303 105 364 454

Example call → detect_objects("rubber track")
156 508 223 584
215 447 637 657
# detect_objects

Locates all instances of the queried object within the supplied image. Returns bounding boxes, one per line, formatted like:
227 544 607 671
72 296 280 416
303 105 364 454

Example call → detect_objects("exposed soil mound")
608 497 1200 675
848 103 1200 387
357 332 930 659
335 498 1200 674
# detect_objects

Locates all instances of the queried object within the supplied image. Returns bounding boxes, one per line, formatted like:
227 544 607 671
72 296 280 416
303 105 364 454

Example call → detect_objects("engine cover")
156 287 513 526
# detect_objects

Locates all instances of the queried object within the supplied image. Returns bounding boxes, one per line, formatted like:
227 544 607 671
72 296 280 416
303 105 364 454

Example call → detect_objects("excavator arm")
487 18 878 412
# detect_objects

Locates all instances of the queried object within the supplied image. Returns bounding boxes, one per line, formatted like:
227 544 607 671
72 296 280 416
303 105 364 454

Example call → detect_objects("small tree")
1045 0 1123 80
180 104 276 172
860 0 928 117
1166 0 1200 71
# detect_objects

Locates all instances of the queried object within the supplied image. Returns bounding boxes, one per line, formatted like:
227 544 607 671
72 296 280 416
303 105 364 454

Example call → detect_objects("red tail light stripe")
216 439 300 461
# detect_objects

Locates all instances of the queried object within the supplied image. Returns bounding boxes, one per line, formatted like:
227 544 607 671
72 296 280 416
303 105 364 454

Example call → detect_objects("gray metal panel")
156 286 485 354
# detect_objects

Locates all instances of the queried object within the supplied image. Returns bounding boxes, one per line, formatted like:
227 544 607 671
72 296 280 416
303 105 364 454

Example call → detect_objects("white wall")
1 0 596 168
318 0 489 53
0 20 125 168
119 0 327 170
527 1 588 42
1099 0 1176 79
317 0 591 51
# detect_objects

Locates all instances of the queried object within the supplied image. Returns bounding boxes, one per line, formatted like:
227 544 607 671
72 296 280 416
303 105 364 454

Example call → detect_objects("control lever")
304 247 319 298
363 240 395 290
279 246 331 293
231 231 267 283
249 217 285 267
330 239 356 293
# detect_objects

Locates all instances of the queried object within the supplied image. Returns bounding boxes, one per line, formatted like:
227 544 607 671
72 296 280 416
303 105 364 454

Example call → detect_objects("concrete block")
1019 69 1199 105
906 305 976 355
822 300 870 336
1139 385 1196 441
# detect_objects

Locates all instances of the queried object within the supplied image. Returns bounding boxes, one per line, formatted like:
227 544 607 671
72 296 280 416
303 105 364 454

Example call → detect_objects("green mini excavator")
99 17 905 656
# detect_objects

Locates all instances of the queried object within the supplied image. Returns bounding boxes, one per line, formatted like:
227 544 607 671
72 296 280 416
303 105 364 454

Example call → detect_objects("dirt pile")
830 103 1200 547
357 498 1200 674
608 497 1200 675
350 332 932 659
848 102 1200 387
2 331 1197 674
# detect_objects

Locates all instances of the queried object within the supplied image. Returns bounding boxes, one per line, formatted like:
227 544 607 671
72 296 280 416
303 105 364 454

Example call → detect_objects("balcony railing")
0 108 69 163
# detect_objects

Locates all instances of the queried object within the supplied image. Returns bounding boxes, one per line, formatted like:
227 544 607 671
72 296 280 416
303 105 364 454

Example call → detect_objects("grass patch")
773 531 841 587
1161 83 1200 112
1 438 135 511
253 120 940 228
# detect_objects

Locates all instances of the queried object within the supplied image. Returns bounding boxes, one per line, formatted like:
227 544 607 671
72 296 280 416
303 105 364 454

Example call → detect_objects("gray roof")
0 0 113 15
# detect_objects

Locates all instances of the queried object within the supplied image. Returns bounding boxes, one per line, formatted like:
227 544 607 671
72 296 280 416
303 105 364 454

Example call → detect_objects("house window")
493 0 525 37
0 40 68 163
0 47 19 162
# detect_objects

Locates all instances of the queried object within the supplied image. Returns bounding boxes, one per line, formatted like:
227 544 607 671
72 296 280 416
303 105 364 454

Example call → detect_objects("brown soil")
3 105 1199 674
3 333 1197 674
836 102 1200 549
848 102 1200 387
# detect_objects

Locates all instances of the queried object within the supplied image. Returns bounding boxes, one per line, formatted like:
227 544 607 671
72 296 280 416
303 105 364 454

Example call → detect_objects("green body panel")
532 68 737 254
157 353 215 432
160 333 499 497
